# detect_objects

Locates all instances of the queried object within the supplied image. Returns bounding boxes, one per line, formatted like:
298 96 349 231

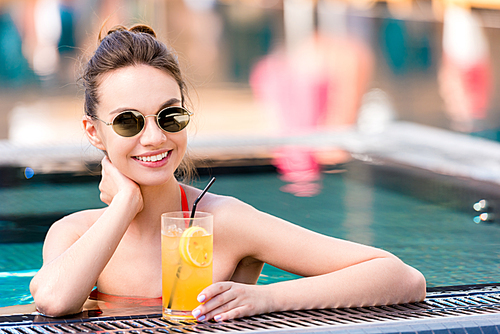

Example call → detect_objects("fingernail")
197 294 206 303
192 309 201 318
214 315 222 321
198 315 206 321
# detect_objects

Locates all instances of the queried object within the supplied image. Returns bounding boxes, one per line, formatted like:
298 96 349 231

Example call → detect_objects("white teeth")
135 152 168 162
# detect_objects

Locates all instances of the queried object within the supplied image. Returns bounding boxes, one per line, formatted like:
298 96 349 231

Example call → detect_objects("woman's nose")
139 116 167 146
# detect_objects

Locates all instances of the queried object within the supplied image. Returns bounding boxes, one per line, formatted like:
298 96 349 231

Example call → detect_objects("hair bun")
129 24 157 38
98 24 157 42
98 25 125 42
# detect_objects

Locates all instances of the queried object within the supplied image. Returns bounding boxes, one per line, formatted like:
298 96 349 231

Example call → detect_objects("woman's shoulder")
182 184 252 214
182 184 270 237
48 208 107 237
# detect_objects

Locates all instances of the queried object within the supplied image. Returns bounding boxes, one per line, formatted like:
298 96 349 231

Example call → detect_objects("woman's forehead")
97 65 182 113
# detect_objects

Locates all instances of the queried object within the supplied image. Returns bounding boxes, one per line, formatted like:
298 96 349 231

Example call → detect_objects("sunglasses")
92 106 192 137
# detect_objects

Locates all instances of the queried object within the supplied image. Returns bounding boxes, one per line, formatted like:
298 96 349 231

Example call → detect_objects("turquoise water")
213 173 500 287
0 243 42 307
1 171 500 307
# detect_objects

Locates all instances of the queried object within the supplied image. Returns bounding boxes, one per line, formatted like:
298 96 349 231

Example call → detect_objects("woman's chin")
132 174 176 188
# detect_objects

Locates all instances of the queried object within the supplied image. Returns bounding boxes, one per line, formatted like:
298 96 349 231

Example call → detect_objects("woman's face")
91 64 187 186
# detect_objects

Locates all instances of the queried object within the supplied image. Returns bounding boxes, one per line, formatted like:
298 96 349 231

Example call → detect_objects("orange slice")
179 226 212 267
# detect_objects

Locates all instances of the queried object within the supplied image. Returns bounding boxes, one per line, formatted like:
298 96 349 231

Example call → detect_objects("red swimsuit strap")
180 184 189 212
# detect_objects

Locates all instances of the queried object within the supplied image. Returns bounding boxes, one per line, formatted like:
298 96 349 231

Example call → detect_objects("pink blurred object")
272 146 322 197
250 37 329 196
250 47 329 135
250 33 372 196
272 146 321 183
439 6 493 131
439 54 492 125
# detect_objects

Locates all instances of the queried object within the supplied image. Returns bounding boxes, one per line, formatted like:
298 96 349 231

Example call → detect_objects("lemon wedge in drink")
179 226 213 267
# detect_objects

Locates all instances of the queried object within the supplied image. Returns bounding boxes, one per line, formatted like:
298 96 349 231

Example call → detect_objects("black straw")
189 177 216 221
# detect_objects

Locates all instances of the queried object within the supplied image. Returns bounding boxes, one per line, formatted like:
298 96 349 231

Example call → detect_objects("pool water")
0 243 42 307
1 168 499 307
214 172 500 287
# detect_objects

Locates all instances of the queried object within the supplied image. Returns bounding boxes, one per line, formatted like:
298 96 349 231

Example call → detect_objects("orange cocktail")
161 212 213 319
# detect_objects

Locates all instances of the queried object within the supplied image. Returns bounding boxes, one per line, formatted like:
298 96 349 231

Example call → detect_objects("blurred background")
3 0 500 308
1 0 500 173
0 0 499 144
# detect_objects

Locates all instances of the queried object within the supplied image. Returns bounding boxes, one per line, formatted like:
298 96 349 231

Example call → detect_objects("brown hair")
82 24 195 182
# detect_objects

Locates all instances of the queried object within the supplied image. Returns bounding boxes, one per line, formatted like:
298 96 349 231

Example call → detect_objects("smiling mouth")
134 151 170 162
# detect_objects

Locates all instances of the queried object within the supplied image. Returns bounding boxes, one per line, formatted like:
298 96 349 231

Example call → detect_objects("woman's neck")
128 177 182 236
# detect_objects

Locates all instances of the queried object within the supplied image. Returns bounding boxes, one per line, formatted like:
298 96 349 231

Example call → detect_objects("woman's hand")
99 156 143 214
191 282 273 322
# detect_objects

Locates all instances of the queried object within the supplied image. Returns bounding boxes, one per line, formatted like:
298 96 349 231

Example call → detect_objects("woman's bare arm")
29 190 141 316
193 197 426 321
30 157 143 316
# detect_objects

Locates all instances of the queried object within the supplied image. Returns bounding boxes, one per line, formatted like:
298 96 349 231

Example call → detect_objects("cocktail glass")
161 211 213 319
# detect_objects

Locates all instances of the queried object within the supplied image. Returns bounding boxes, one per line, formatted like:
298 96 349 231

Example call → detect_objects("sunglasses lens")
158 107 190 133
113 111 144 137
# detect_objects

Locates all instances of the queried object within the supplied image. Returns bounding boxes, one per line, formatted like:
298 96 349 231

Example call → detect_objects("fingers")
99 156 143 213
196 282 233 310
192 282 232 321
99 157 121 206
101 156 111 166
99 157 112 205
99 192 111 206
192 283 256 322
197 304 247 322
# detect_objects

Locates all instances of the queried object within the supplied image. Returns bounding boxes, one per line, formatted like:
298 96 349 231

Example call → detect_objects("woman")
30 24 426 320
